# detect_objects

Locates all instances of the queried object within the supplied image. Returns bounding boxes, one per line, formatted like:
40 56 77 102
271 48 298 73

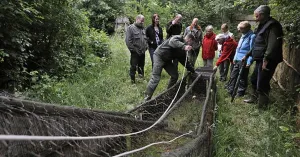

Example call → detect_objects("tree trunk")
273 43 300 130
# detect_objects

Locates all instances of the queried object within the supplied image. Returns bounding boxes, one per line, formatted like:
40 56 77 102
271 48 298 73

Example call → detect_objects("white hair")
237 21 251 30
254 5 271 16
205 25 213 31
215 34 226 40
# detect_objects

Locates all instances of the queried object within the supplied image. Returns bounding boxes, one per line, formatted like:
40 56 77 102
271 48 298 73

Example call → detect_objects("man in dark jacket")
166 14 183 72
125 14 148 83
166 14 183 39
144 34 195 101
243 5 283 109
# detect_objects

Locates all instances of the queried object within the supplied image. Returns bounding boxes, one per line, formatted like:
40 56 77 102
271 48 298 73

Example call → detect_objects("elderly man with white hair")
125 14 148 84
213 34 237 81
243 5 283 110
226 21 255 97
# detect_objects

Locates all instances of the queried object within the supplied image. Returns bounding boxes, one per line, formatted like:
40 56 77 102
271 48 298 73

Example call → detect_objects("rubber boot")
244 89 258 104
258 93 269 110
130 75 135 84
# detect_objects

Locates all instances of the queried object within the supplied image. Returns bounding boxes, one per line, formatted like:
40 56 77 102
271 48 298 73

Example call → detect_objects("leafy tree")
79 0 124 34
269 0 300 48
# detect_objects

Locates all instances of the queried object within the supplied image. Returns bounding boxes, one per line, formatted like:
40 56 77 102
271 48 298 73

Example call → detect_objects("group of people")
125 5 283 110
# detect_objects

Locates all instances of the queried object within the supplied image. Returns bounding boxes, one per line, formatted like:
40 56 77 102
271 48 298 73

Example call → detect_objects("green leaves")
0 0 111 91
270 0 300 47
79 0 124 34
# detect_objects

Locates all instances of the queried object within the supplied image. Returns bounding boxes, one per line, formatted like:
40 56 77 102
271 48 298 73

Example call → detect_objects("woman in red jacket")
213 34 237 81
202 25 218 67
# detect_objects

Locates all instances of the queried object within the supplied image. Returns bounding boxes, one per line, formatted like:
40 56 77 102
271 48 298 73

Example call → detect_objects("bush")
0 0 111 91
86 29 111 58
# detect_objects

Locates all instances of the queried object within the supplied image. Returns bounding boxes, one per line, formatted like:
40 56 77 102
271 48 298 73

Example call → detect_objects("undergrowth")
214 74 300 156
25 34 186 111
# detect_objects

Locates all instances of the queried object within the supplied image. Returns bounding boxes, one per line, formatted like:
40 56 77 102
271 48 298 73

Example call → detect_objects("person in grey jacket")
183 18 203 67
144 34 195 101
125 14 148 83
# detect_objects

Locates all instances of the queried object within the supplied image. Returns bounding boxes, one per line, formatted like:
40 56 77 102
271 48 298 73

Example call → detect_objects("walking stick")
231 59 247 103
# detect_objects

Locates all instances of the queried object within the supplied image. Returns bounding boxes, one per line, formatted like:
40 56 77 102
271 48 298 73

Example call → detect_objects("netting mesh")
0 67 217 157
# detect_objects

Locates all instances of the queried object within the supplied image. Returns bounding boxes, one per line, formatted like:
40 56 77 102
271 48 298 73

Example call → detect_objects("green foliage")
79 0 124 34
0 0 111 91
25 34 175 110
269 0 300 48
123 0 248 33
85 29 111 58
26 35 145 110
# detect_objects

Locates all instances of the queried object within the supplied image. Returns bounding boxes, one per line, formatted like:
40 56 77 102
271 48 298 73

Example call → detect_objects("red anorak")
216 37 237 66
202 33 218 60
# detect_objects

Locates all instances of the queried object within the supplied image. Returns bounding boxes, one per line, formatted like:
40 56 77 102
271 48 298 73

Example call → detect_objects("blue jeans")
149 47 156 68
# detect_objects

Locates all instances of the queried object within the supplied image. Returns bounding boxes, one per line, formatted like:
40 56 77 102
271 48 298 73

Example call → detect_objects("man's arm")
264 24 283 61
145 26 152 45
168 36 186 49
246 34 256 65
125 26 137 52
183 27 189 37
166 22 173 34
199 31 203 46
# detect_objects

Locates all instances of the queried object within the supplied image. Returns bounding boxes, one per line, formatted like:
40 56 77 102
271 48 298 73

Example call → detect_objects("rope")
113 131 193 157
0 51 190 141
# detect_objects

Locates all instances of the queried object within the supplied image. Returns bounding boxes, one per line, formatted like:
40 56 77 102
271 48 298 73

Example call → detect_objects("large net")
0 67 217 157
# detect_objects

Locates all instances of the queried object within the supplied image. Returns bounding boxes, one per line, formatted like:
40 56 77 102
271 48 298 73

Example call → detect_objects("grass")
214 73 300 156
26 34 189 111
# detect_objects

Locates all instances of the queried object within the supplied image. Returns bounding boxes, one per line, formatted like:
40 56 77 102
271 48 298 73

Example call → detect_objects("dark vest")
252 18 282 61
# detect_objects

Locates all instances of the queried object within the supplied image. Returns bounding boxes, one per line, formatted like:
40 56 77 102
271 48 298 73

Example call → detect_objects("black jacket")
145 24 163 49
166 21 182 39
252 17 283 63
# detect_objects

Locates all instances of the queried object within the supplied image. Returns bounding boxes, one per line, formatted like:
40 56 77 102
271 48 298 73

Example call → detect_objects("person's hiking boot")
258 93 269 110
138 74 144 78
130 75 135 84
131 79 136 84
244 88 258 104
236 93 245 97
244 95 257 103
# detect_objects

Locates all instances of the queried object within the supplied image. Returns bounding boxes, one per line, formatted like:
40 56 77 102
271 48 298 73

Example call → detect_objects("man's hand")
262 59 269 71
172 19 177 25
241 56 246 62
184 45 192 51
213 66 218 71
